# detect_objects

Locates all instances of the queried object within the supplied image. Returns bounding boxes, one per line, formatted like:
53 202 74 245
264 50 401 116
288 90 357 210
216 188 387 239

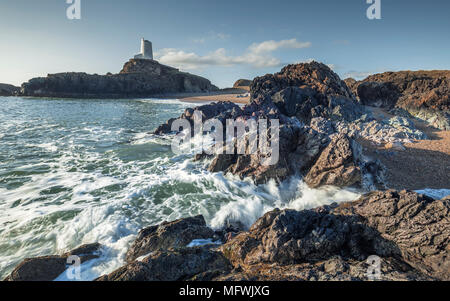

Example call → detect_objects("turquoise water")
0 96 361 280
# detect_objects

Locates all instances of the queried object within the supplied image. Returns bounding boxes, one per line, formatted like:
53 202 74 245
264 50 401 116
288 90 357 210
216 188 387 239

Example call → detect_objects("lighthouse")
134 38 153 60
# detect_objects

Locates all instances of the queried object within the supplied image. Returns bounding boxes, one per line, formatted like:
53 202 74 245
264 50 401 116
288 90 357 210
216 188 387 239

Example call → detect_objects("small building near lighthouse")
134 38 153 60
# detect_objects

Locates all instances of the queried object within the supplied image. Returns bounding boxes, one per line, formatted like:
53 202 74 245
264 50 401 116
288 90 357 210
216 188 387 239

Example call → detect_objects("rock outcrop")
125 215 216 262
4 243 102 281
92 190 449 281
96 246 232 281
233 79 252 89
0 83 19 96
251 62 354 103
20 59 218 98
154 101 242 136
221 190 449 281
304 134 361 188
346 70 450 130
154 62 386 188
9 190 448 282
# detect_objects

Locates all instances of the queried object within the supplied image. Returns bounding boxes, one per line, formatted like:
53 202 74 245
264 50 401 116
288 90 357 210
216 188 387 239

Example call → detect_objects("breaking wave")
0 97 361 280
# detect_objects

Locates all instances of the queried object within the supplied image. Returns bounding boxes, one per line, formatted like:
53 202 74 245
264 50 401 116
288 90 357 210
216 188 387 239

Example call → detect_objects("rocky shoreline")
3 61 449 281
17 59 218 98
345 70 450 130
5 190 449 281
0 83 19 96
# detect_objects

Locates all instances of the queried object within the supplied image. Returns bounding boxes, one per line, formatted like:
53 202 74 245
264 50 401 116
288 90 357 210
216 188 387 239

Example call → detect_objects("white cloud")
248 39 312 54
343 71 375 79
155 38 312 70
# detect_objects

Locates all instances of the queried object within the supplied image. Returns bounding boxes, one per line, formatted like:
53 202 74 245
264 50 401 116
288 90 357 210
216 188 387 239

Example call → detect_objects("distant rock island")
18 38 218 98
0 83 19 96
233 79 252 90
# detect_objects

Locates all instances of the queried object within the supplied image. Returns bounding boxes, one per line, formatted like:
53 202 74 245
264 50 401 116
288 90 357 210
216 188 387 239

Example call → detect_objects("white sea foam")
209 176 361 229
187 239 222 248
0 97 364 281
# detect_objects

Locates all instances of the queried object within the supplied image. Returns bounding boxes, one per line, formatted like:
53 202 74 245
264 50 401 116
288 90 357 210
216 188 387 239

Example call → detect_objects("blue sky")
0 0 449 87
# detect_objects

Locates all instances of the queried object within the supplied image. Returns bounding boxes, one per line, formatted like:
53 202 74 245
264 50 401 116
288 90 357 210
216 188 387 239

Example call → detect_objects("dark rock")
221 190 449 281
251 61 354 103
343 78 358 99
4 243 102 281
20 59 218 98
207 118 329 185
125 215 216 262
356 81 400 109
304 134 361 188
97 246 232 281
0 83 19 96
336 190 450 280
250 62 365 124
151 62 383 188
93 190 449 281
233 79 252 88
154 101 242 135
350 70 450 129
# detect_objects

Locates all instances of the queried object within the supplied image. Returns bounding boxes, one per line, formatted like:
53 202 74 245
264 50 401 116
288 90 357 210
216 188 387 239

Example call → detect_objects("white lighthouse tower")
134 38 153 60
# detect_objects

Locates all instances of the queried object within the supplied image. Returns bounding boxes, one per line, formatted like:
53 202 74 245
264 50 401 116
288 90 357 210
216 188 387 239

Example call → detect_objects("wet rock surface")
92 190 449 281
154 62 381 187
125 215 216 262
9 189 448 282
97 246 232 281
4 243 102 281
153 62 439 189
220 190 449 281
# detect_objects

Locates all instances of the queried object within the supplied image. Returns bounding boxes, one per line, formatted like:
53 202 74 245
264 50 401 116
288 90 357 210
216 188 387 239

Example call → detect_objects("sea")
0 96 448 280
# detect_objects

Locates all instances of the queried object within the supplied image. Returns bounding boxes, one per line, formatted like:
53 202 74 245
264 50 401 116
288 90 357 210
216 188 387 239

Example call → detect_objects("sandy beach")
156 88 250 104
360 108 450 190
179 93 250 104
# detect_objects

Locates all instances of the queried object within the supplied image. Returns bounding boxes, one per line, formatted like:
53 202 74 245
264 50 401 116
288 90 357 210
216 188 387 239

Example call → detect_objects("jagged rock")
337 190 450 280
350 70 450 130
152 62 399 188
221 190 449 281
334 115 427 144
343 78 358 99
410 108 450 131
310 117 335 135
154 101 242 135
213 256 431 281
304 134 361 188
91 190 449 281
0 83 19 96
97 246 232 281
251 62 361 123
20 59 218 98
251 61 354 102
207 118 330 184
271 86 318 119
4 243 102 281
356 81 400 109
125 215 216 262
233 79 252 88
